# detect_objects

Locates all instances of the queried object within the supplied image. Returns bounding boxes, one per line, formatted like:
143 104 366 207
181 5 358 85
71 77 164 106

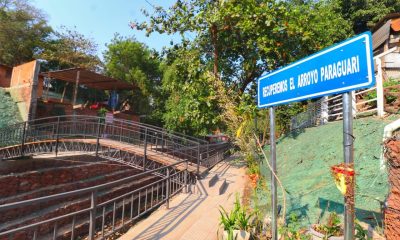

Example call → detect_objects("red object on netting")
331 165 355 176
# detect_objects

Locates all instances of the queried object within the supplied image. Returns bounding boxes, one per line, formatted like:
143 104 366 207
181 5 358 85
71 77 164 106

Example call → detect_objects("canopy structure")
41 68 134 90
41 68 135 108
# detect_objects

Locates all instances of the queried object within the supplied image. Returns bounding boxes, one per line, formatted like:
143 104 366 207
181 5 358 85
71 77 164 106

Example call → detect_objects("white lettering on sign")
297 69 318 88
321 55 360 81
262 79 288 97
261 55 361 99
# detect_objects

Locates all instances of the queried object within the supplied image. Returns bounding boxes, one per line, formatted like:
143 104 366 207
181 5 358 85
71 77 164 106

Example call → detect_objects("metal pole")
95 118 101 156
343 92 355 240
166 168 170 209
143 128 148 171
88 190 97 240
197 144 200 175
269 107 278 240
20 122 27 157
55 117 60 157
184 161 188 193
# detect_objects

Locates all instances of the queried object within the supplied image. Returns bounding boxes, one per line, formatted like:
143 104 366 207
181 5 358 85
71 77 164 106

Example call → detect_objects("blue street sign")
257 32 375 108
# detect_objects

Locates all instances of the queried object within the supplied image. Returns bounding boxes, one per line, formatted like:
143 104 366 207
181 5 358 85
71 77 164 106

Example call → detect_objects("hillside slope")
261 116 398 227
0 88 22 127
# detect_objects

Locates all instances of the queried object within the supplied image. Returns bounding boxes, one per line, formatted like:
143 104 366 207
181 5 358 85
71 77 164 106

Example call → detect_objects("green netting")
258 116 398 227
0 89 22 128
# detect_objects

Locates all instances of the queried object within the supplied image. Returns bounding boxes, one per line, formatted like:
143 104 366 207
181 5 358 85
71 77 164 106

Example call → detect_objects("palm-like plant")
219 206 237 240
219 194 254 240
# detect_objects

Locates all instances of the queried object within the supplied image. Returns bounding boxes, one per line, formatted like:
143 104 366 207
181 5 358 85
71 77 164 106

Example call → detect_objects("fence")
290 47 400 130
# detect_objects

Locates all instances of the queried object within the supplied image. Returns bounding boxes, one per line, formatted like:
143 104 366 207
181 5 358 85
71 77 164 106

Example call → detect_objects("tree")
0 0 52 66
132 0 351 136
132 0 350 94
38 26 101 71
103 35 162 115
336 0 400 33
161 47 223 136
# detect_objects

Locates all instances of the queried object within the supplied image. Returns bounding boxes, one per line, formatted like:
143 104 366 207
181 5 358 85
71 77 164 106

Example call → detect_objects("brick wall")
384 138 400 240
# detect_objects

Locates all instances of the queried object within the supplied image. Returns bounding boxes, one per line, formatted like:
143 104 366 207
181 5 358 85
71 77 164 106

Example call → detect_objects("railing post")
95 118 101 156
55 117 60 157
184 161 188 193
166 168 170 209
88 190 97 240
206 143 209 161
197 144 200 176
376 58 385 117
161 132 164 151
20 122 27 157
143 128 148 171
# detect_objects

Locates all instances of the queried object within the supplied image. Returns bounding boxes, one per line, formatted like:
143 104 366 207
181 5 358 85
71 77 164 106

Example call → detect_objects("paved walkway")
120 157 247 240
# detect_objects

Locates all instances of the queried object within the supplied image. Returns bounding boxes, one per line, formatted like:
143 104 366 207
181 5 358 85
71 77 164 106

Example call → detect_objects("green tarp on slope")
0 88 22 128
261 116 397 227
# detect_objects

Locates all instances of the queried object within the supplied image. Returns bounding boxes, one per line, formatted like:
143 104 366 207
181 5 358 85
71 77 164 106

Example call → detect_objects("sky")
33 0 181 58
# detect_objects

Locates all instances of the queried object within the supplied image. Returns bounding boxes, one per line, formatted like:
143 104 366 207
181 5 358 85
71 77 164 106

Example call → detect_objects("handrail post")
166 168 170 209
161 132 164 151
95 118 101 156
206 143 209 162
197 144 200 176
55 117 60 157
20 122 27 157
143 128 148 171
88 190 97 240
184 161 188 193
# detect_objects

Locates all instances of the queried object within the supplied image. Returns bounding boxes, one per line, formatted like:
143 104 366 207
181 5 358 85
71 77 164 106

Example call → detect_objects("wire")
254 133 287 225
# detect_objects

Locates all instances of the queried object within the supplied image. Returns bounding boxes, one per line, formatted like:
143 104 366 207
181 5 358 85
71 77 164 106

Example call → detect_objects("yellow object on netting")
331 164 355 196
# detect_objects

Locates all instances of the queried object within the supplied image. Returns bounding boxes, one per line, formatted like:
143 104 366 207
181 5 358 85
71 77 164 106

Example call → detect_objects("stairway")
0 155 161 239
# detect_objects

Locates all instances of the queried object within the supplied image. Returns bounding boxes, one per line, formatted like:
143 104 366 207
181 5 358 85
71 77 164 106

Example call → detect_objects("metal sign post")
269 107 278 240
257 32 374 240
342 92 355 240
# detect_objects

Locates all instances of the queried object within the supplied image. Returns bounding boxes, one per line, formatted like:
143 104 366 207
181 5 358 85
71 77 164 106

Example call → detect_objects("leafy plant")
314 212 343 238
219 206 237 240
97 107 108 118
365 78 400 105
355 222 370 240
280 213 311 240
218 194 254 239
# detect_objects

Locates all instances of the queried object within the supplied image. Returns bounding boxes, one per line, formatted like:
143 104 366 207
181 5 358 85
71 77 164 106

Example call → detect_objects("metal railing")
0 116 232 239
0 160 193 240
0 115 231 174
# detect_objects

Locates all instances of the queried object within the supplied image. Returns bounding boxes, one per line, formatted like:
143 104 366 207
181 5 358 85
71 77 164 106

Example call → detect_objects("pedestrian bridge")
0 115 229 175
0 115 231 240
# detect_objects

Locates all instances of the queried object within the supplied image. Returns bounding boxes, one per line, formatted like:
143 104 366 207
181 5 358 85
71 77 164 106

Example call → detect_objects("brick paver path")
120 158 246 240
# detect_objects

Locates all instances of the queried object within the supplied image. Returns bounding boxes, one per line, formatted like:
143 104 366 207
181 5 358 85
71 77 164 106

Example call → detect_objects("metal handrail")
0 116 232 239
0 161 190 239
0 115 231 171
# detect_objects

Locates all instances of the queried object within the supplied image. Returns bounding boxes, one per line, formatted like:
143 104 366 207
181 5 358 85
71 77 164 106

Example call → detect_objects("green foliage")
103 35 162 116
162 48 222 136
314 212 343 238
335 0 400 33
0 0 52 66
133 0 351 95
355 222 371 240
219 194 253 237
97 107 108 118
365 78 400 105
279 213 311 240
39 26 101 71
